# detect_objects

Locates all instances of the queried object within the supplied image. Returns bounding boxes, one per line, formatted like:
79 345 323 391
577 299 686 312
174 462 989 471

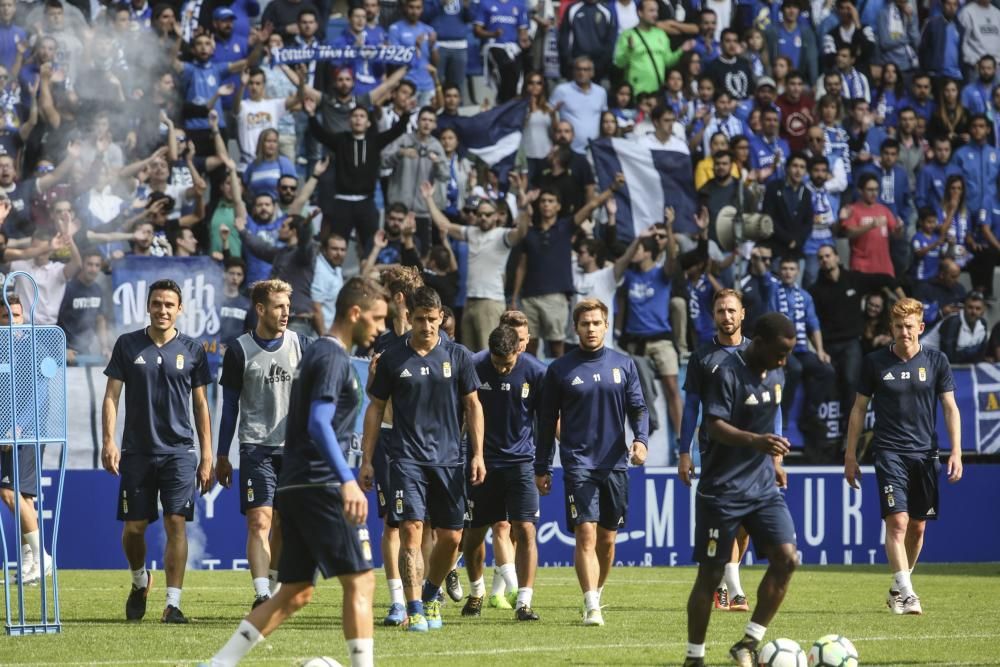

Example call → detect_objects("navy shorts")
693 492 797 564
564 468 628 532
118 451 198 523
389 461 466 530
0 444 44 497
239 445 283 515
373 428 395 524
874 450 940 520
275 485 374 583
468 462 539 528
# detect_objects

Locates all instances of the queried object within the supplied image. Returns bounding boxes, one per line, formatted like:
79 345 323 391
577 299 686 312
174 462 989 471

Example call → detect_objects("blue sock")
421 580 440 603
406 600 424 617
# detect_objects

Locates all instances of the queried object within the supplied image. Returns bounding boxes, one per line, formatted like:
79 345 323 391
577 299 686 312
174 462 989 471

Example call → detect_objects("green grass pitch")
2 564 998 666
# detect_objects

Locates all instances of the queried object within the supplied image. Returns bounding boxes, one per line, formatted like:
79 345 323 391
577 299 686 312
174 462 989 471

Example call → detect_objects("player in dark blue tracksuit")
536 298 648 628
462 325 547 620
683 312 799 667
360 286 485 633
203 276 389 667
679 289 777 614
366 264 423 626
845 297 961 617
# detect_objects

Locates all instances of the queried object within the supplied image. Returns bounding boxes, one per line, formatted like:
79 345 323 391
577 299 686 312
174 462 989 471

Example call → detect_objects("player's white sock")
470 577 486 598
597 585 605 602
744 621 766 642
346 638 374 667
387 578 405 606
893 570 914 597
498 563 518 594
20 543 33 570
515 587 533 609
23 531 48 567
490 567 505 596
686 643 706 658
165 587 182 609
131 568 149 589
724 563 745 597
583 590 600 612
252 577 270 597
211 619 263 666
269 569 281 595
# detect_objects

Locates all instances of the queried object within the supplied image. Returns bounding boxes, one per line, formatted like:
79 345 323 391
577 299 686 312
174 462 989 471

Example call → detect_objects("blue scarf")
776 284 808 350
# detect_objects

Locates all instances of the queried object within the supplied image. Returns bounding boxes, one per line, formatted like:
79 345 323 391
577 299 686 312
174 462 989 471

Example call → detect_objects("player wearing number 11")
535 299 649 628
844 297 962 617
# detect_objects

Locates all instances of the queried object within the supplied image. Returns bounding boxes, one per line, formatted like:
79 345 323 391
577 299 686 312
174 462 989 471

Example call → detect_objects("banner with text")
110 256 225 371
6 466 998 570
270 45 415 66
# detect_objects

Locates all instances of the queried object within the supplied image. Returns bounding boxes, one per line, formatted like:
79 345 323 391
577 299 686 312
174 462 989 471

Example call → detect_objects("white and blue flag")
590 137 698 240
447 99 528 180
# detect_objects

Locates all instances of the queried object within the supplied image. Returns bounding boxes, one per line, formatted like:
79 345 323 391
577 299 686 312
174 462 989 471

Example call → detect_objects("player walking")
682 312 799 667
536 298 648 627
202 277 389 667
844 297 962 616
216 280 306 609
368 265 425 625
462 325 546 620
360 286 485 632
102 279 213 623
678 289 786 613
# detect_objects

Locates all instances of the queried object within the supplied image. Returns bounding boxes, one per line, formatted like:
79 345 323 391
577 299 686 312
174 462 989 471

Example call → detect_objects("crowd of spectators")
2 0 1000 451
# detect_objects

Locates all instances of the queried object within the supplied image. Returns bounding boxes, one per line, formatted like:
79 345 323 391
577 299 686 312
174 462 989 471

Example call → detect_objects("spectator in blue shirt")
876 0 920 78
175 31 264 155
390 0 439 107
474 0 530 103
0 0 26 71
209 7 248 112
423 0 471 101
765 0 818 86
767 256 835 433
692 9 720 63
953 115 1000 219
961 56 997 116
915 135 961 215
911 207 946 283
918 0 962 83
335 5 387 97
243 128 298 198
750 107 790 184
898 75 936 123
559 0 617 81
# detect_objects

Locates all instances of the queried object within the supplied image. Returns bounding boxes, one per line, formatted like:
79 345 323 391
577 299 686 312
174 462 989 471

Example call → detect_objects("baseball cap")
757 76 777 90
213 7 236 21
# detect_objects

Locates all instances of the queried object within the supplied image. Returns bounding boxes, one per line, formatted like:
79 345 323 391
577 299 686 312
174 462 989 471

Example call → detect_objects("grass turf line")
1 564 998 666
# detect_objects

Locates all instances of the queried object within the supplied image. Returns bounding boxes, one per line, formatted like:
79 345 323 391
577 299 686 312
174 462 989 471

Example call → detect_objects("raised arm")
288 157 328 216
369 65 410 108
420 181 465 238
572 173 623 226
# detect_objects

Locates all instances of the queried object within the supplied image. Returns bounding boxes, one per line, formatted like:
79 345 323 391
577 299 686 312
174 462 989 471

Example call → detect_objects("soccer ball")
300 659 343 667
757 638 807 667
808 634 859 667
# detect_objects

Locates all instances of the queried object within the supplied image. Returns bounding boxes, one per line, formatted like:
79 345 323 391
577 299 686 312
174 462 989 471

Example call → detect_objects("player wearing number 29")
844 297 962 617
202 276 390 667
535 298 649 628
683 312 799 667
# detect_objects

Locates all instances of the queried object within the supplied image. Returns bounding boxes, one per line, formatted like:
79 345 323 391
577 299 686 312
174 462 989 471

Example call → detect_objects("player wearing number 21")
844 297 961 617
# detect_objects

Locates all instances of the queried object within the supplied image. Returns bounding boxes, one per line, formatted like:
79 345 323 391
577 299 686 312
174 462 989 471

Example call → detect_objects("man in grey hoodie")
383 106 450 253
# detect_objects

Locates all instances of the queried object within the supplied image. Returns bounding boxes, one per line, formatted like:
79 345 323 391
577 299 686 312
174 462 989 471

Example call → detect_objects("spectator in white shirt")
10 215 81 326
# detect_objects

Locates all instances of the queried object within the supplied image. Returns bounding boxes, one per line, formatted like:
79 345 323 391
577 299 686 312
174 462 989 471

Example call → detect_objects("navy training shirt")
473 350 547 467
857 345 955 455
280 338 363 486
104 328 212 455
684 336 752 454
701 351 783 501
369 335 479 466
537 346 649 474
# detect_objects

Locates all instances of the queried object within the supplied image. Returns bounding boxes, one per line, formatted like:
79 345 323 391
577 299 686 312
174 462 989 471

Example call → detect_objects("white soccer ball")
808 634 859 667
758 638 808 667
300 658 344 667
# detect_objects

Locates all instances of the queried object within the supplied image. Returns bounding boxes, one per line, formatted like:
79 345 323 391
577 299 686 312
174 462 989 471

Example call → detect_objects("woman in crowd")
521 70 555 185
243 129 297 198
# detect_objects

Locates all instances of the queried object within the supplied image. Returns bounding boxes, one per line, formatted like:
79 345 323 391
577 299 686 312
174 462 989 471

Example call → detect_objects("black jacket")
308 112 410 196
809 266 897 343
763 179 813 257
939 313 988 364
